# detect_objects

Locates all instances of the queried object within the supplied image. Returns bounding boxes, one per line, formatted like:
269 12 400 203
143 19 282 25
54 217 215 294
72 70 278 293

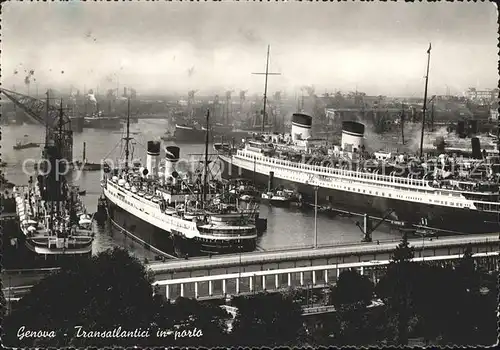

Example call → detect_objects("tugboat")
13 139 39 150
261 188 298 207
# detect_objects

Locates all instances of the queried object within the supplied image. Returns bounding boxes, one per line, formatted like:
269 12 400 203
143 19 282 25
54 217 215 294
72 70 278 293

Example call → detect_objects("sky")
2 1 498 98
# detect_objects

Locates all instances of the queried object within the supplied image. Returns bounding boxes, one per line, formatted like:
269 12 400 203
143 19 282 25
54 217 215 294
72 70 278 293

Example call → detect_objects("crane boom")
0 88 66 126
1 88 74 162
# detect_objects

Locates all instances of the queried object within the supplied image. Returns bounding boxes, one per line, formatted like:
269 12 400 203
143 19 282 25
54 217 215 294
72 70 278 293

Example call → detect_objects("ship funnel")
291 113 312 141
164 145 180 181
139 167 149 177
341 121 365 153
146 141 161 177
471 137 482 159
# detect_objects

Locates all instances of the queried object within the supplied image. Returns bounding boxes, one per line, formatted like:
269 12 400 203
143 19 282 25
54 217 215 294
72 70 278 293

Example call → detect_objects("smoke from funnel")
87 93 97 105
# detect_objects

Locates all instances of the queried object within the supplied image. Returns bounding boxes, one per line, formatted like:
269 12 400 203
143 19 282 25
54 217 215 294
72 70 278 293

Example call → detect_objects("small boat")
78 189 87 196
261 189 298 207
13 141 39 150
72 142 102 171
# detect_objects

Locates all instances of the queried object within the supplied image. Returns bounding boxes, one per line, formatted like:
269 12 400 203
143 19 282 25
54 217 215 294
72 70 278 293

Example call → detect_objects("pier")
3 234 498 315
148 233 499 278
151 251 499 301
147 233 499 301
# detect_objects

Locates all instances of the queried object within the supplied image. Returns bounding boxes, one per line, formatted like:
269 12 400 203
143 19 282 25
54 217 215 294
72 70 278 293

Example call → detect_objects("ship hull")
105 196 256 257
84 118 122 130
219 156 500 234
173 125 207 143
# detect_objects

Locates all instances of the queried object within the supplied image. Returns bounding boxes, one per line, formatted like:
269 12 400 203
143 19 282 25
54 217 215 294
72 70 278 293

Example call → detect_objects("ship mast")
45 90 50 146
419 43 432 158
56 99 64 216
203 109 210 205
401 102 405 145
83 142 86 164
124 98 131 171
252 45 281 133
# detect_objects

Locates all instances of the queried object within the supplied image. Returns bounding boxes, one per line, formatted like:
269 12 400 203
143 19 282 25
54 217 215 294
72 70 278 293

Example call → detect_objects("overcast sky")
2 1 498 97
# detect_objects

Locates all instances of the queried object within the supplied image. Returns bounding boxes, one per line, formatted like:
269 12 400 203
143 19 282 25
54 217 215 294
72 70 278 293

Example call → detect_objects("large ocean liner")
101 107 259 256
217 113 500 234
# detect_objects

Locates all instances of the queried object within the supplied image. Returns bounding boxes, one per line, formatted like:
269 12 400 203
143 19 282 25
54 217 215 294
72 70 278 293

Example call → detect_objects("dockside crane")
1 88 60 126
224 90 234 124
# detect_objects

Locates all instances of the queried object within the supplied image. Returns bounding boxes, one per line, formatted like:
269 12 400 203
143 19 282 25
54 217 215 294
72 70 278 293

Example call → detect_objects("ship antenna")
203 109 210 206
124 97 131 171
252 45 281 133
419 43 432 158
45 90 50 146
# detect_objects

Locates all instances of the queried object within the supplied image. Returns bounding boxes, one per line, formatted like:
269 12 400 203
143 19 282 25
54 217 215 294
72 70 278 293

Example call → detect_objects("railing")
152 252 499 287
147 234 500 273
236 150 500 199
237 150 428 189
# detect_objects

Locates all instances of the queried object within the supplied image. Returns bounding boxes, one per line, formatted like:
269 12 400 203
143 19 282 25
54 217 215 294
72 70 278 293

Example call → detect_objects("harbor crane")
225 90 234 124
239 90 248 114
0 88 73 162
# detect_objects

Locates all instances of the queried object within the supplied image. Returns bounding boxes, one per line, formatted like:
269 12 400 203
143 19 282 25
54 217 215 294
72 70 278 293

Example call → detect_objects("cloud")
2 1 497 96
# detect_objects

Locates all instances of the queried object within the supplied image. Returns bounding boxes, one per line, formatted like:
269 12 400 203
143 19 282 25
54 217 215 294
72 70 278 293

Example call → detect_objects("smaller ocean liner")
172 122 207 142
13 183 94 258
84 112 122 130
12 98 95 260
13 143 94 259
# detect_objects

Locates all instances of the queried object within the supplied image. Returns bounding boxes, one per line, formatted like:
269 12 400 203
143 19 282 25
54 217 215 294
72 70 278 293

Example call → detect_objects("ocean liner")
171 122 207 142
217 113 500 234
166 122 237 143
101 107 259 256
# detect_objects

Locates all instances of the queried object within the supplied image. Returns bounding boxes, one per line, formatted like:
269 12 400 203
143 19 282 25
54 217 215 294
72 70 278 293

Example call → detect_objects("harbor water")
1 121 403 263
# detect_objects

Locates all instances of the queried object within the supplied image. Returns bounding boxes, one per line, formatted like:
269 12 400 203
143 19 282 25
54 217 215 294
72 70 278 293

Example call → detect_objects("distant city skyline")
2 1 498 98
